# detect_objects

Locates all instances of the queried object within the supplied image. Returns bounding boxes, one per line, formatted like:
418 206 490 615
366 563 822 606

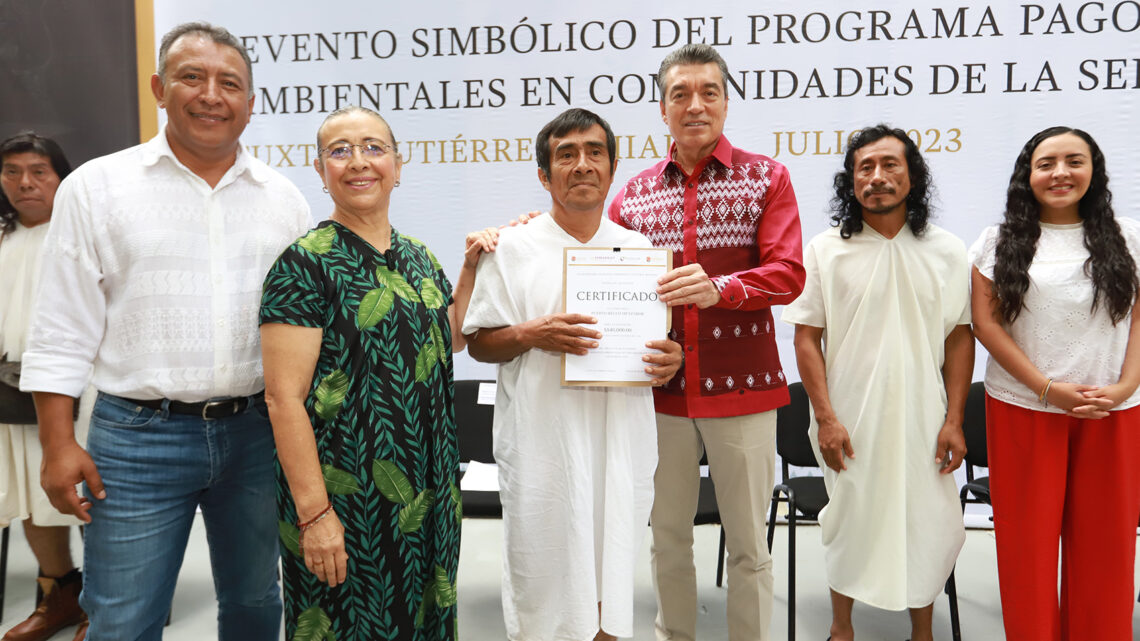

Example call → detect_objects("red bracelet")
298 502 333 531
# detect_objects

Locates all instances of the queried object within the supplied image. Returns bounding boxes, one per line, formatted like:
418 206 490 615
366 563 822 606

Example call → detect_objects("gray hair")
656 43 730 97
315 106 399 167
157 22 254 96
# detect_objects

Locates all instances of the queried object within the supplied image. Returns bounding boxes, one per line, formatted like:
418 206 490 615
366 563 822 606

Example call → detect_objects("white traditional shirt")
969 218 1140 412
20 128 311 401
782 223 970 610
462 214 657 641
0 221 50 360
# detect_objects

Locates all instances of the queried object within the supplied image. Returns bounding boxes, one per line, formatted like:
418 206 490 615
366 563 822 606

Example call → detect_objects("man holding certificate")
463 107 682 641
609 44 805 641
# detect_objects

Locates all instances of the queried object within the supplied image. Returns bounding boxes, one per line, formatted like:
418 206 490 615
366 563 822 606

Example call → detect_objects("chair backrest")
776 382 817 469
961 381 987 477
454 379 496 464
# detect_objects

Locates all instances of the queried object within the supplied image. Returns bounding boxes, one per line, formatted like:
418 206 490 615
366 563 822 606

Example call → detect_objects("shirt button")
688 183 694 188
687 304 694 310
729 295 735 301
687 345 694 352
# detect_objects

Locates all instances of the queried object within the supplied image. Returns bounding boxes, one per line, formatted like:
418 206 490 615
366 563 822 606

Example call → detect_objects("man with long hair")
783 124 973 641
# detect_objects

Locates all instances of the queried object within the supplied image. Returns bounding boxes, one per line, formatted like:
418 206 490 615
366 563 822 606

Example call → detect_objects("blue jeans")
79 393 281 641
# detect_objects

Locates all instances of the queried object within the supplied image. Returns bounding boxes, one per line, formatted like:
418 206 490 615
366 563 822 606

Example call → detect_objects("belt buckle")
201 399 234 420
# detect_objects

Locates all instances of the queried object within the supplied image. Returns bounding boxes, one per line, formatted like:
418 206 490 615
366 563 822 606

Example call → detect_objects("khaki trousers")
650 411 777 641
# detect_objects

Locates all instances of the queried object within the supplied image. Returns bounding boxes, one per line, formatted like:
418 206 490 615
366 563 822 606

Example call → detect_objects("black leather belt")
129 392 264 419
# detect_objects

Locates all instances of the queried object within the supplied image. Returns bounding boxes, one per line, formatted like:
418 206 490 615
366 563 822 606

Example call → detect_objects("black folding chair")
765 382 826 641
946 381 989 641
454 379 502 518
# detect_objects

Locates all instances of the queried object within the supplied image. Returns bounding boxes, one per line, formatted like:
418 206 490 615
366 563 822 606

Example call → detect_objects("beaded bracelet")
298 502 333 532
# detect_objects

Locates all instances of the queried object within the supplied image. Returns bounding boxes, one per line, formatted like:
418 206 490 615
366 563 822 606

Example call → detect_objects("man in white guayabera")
20 21 310 641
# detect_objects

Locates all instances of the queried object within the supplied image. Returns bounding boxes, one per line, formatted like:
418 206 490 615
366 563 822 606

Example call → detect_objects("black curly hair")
992 126 1137 325
830 124 933 239
1 132 72 233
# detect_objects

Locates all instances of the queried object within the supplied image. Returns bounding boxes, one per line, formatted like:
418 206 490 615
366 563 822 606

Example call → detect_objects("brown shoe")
1 571 85 641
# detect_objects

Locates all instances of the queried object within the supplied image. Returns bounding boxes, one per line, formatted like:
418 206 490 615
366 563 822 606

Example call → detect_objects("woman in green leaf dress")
259 106 495 641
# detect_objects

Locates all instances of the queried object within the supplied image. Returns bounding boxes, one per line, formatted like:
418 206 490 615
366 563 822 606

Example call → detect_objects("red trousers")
987 396 1140 641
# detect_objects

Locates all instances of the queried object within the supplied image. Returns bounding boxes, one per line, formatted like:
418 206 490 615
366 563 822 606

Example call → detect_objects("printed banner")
151 1 1140 381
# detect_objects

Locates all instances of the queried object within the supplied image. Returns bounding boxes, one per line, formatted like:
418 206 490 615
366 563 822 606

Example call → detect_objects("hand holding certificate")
562 247 674 386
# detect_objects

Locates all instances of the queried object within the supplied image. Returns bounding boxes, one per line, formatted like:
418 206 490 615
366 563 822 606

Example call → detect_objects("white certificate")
562 247 672 386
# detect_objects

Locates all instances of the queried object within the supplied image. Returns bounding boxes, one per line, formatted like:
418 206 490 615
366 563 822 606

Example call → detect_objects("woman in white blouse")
970 126 1140 641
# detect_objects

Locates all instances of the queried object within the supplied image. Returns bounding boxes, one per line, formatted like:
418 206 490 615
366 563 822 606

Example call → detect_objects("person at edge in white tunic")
0 133 89 641
781 125 973 641
462 108 683 641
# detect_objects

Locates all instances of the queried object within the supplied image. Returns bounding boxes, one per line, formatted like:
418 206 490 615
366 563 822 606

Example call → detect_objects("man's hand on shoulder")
463 227 501 269
657 263 721 309
817 416 855 473
504 211 544 228
519 313 601 355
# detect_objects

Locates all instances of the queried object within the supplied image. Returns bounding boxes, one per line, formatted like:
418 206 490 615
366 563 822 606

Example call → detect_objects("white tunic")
0 221 85 527
462 214 657 640
781 223 969 610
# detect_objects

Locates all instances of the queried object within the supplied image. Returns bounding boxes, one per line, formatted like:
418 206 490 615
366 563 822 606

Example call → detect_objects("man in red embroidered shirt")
608 43 805 641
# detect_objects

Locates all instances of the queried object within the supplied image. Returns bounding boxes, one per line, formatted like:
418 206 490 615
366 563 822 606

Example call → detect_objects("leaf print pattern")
322 464 361 495
398 489 436 534
449 482 462 524
292 606 334 641
377 266 421 302
373 459 415 505
297 226 337 254
260 220 459 641
357 287 396 330
279 520 302 558
420 278 445 309
313 370 349 421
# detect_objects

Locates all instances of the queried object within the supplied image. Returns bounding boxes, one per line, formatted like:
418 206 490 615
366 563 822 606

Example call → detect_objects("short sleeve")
427 249 455 310
462 242 520 335
780 238 825 328
968 225 999 280
260 242 327 328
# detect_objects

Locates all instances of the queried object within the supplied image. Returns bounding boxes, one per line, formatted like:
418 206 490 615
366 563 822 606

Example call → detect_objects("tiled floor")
2 518 1137 640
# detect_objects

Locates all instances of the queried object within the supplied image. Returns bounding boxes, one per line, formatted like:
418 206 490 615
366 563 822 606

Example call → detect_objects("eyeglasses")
319 142 393 161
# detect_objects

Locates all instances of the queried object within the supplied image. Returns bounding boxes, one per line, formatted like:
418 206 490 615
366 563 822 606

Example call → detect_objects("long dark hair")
993 126 1137 325
830 124 933 239
0 132 72 233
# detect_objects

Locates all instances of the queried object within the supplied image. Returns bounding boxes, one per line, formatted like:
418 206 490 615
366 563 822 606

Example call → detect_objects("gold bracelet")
1039 378 1053 406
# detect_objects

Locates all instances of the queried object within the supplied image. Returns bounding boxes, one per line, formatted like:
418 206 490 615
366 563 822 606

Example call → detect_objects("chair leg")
766 490 780 552
715 527 727 588
787 491 796 641
946 568 961 641
1 525 9 623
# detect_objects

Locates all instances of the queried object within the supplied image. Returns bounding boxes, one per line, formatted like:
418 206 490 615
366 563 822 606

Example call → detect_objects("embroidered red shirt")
608 135 805 418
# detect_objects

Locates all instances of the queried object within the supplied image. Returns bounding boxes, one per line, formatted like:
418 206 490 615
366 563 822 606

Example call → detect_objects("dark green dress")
260 220 460 641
